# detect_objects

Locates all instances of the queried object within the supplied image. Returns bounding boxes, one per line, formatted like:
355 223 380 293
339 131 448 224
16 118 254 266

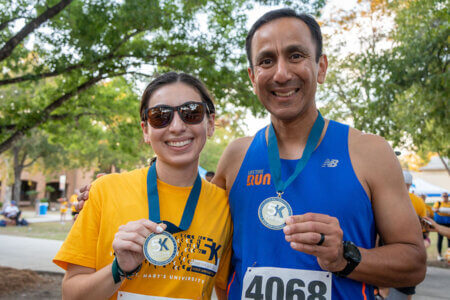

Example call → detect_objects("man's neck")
155 160 198 187
269 105 326 160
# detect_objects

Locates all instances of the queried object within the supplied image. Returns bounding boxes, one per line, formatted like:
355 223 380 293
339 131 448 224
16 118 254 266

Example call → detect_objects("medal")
262 111 325 230
258 196 293 230
143 162 201 265
143 231 178 266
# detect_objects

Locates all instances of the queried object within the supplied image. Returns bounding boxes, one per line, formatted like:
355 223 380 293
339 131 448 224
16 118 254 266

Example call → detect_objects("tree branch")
437 152 450 176
0 29 143 86
0 0 73 62
23 157 38 169
0 74 103 154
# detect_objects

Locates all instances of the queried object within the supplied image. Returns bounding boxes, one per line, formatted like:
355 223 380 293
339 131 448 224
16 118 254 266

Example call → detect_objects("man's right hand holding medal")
284 213 350 273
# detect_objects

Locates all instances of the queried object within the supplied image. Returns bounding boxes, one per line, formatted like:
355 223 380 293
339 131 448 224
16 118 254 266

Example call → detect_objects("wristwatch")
333 241 361 277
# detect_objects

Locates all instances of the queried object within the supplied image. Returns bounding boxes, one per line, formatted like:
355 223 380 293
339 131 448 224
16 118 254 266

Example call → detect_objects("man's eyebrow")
285 44 311 56
254 50 275 63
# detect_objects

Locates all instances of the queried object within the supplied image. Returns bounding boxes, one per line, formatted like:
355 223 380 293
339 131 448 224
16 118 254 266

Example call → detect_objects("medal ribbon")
268 111 325 195
147 162 201 234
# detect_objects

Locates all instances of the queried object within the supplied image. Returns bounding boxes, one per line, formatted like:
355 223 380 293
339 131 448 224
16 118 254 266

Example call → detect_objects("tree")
320 0 448 171
4 76 148 203
9 129 66 204
200 114 245 172
0 0 326 155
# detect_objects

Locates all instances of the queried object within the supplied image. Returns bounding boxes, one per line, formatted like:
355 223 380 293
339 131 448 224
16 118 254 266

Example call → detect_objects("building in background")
0 168 96 208
411 156 450 203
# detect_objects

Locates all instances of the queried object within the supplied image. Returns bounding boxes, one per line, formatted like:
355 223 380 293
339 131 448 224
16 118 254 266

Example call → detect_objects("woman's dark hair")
140 72 216 122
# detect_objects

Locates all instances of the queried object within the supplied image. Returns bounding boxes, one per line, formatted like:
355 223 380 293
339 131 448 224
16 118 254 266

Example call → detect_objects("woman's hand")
112 219 167 272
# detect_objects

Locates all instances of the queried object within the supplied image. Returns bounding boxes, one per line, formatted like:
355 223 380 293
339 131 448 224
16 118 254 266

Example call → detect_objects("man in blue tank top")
212 8 426 300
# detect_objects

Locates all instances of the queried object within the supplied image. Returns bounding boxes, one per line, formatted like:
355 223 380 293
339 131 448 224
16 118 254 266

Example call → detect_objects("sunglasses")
144 101 209 129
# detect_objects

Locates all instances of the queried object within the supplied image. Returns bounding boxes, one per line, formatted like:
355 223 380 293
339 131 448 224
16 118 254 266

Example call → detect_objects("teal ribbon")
147 162 201 234
267 111 325 195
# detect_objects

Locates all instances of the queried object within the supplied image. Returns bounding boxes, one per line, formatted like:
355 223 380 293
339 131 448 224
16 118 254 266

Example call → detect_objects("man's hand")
75 184 91 212
112 219 167 272
75 173 106 212
283 213 347 272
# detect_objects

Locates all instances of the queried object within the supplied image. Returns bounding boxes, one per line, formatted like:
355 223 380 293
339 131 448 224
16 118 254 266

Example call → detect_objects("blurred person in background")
433 192 450 261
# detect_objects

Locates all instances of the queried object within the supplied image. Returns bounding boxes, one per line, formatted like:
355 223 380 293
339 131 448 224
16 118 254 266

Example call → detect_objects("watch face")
344 241 362 262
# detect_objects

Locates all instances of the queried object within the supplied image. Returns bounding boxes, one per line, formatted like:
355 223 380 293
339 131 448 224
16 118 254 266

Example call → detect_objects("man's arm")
284 131 426 287
349 132 426 286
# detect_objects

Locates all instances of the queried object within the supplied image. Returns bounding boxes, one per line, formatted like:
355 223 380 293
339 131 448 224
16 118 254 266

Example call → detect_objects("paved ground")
0 233 449 299
21 210 61 223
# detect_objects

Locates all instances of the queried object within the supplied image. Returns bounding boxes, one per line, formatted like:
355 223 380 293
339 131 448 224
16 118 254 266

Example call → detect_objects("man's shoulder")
226 135 254 156
213 135 255 191
347 127 392 158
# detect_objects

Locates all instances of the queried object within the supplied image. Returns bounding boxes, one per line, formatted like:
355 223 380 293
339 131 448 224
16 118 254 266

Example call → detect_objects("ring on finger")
317 233 325 246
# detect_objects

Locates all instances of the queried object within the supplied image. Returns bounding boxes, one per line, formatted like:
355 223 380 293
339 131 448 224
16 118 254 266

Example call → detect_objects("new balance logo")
322 159 339 167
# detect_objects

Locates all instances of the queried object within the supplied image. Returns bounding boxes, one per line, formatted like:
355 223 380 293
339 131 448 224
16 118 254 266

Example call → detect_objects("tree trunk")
12 145 25 205
437 152 450 176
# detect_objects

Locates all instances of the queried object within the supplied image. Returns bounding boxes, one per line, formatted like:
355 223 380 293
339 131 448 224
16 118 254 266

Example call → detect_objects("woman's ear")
141 121 151 145
207 113 215 138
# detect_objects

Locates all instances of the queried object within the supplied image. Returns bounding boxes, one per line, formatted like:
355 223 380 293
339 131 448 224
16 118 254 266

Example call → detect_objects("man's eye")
260 59 272 65
291 53 303 60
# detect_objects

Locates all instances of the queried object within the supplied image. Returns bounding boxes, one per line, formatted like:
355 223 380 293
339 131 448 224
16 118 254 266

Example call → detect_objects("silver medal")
143 231 177 266
258 196 293 230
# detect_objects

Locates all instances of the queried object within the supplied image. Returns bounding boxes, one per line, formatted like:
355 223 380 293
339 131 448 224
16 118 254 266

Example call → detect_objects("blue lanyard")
146 162 201 234
268 111 325 195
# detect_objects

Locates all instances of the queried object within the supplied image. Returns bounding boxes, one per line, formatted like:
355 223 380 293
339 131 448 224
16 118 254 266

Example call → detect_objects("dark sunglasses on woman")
145 101 210 129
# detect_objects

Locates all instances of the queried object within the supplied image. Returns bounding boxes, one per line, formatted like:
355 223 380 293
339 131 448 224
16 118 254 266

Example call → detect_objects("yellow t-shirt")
69 194 78 213
60 201 68 213
410 193 426 218
53 167 233 299
425 205 434 218
434 201 450 217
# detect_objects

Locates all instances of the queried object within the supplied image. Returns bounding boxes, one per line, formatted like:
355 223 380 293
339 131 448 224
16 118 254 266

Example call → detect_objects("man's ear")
317 54 328 84
248 67 257 94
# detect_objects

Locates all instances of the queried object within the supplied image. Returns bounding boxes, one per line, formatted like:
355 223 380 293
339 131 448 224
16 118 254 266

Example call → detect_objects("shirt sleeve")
53 182 102 270
214 224 233 291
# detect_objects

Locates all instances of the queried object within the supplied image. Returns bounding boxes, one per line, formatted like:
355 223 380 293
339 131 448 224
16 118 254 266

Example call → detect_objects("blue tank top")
228 120 376 300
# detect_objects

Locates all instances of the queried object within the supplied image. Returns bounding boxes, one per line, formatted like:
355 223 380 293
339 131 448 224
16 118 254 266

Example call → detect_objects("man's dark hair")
205 171 215 177
245 8 323 69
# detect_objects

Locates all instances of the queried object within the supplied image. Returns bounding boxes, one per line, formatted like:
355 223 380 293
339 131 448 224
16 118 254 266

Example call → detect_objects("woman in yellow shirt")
54 72 233 299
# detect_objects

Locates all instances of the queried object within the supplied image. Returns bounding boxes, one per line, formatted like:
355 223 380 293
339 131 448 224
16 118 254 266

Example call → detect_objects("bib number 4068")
242 267 331 300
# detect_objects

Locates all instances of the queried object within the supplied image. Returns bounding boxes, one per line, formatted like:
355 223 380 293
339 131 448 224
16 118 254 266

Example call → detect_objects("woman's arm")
62 219 167 300
62 264 121 300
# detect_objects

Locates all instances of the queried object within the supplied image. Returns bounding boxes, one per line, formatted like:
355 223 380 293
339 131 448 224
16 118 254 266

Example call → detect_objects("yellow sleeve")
53 182 102 270
426 206 434 218
433 201 440 209
410 194 426 218
214 234 233 291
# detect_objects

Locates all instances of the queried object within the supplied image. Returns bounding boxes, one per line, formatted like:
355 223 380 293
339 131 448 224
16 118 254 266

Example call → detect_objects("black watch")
333 241 361 278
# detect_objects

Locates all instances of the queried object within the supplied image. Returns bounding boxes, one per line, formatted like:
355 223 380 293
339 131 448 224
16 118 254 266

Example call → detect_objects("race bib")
241 267 332 300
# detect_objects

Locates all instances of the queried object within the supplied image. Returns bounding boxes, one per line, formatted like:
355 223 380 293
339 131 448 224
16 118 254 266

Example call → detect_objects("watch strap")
333 241 361 278
111 257 142 284
333 259 357 277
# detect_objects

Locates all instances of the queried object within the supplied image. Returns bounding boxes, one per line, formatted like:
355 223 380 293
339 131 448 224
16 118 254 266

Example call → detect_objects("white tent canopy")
410 177 448 197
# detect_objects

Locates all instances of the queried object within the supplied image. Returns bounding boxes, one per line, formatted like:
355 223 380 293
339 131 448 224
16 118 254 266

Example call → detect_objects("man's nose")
273 58 293 83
